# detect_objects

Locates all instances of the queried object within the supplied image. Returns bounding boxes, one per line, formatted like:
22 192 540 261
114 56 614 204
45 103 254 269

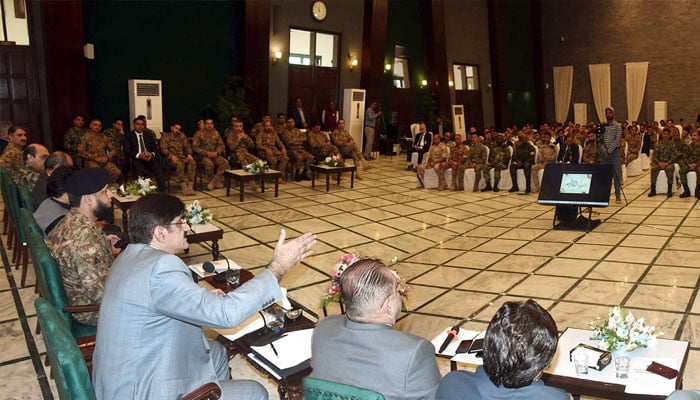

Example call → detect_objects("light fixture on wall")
272 50 283 65
420 79 428 88
347 53 358 71
385 63 392 72
448 80 454 87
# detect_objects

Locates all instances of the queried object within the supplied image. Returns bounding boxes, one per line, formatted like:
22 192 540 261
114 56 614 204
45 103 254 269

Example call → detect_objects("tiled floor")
2 155 700 399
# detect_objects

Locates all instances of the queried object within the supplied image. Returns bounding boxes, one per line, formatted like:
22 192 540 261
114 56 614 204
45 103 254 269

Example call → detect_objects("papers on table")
431 327 485 366
625 357 678 396
188 258 241 278
221 316 265 342
250 328 313 370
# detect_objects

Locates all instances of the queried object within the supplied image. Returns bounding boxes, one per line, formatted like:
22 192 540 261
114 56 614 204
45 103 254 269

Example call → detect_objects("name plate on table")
570 343 611 371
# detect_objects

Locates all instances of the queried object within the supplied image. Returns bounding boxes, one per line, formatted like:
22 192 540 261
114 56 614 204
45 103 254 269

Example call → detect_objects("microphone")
438 326 460 353
203 258 232 283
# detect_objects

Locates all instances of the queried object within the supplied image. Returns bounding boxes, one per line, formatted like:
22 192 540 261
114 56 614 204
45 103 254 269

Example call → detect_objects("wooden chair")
35 298 222 400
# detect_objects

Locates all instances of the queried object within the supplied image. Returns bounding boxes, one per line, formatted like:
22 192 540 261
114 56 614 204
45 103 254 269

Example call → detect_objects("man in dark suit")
125 117 166 191
557 134 580 164
289 97 309 130
432 116 452 139
406 120 433 171
311 259 440 400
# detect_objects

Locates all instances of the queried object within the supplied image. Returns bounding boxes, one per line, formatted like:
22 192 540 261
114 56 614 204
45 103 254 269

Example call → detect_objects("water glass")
615 356 630 379
225 269 240 287
263 304 285 331
573 352 589 375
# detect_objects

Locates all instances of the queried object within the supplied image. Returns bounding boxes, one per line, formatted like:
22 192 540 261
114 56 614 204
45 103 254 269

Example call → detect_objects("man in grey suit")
311 259 441 400
92 193 316 400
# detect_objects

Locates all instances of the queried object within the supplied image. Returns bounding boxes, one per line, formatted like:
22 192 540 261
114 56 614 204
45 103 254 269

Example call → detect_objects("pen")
270 342 279 357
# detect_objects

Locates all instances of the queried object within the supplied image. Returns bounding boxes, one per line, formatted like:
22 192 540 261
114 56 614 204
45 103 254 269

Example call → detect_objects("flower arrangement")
124 177 156 196
590 306 660 352
244 159 269 174
182 200 213 226
321 254 409 310
324 155 345 167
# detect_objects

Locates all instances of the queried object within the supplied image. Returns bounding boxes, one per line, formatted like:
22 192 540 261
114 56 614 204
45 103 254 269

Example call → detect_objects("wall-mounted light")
272 50 283 65
348 53 358 71
385 63 392 72
448 80 454 87
420 79 428 87
545 82 550 90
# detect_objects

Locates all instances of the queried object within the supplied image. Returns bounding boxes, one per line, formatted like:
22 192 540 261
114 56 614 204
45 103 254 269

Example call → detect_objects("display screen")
560 173 593 194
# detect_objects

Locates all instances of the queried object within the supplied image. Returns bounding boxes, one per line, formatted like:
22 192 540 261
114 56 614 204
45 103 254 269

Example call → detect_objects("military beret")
66 168 109 196
605 106 615 113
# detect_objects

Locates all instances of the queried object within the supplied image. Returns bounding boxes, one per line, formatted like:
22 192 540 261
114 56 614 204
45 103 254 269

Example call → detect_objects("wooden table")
225 169 282 201
112 194 140 230
309 164 357 192
186 222 224 260
541 328 689 400
199 271 316 400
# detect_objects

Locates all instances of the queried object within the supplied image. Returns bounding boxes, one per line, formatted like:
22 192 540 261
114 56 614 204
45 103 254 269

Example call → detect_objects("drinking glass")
615 356 630 379
573 352 589 375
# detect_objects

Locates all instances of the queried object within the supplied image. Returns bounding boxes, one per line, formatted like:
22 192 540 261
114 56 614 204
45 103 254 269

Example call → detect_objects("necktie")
138 133 147 155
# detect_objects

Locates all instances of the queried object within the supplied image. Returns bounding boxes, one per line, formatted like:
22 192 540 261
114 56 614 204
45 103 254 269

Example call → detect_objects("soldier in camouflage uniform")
63 114 88 166
581 130 598 164
160 123 196 195
447 134 467 191
275 113 287 136
226 120 258 168
532 131 557 193
308 122 341 162
417 133 449 190
223 116 239 143
250 115 272 142
193 118 229 191
466 133 488 192
485 132 511 192
679 129 700 198
0 125 28 182
509 130 536 193
18 143 49 191
625 126 642 165
79 119 121 183
46 168 118 326
255 120 289 182
649 128 677 197
281 118 314 181
104 118 129 178
332 119 369 179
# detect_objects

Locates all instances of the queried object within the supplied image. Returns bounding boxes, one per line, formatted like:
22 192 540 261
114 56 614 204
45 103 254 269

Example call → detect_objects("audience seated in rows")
160 122 196 195
193 118 228 191
32 151 73 206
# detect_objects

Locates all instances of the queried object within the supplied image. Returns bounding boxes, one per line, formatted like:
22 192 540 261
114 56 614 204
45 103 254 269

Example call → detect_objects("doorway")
453 63 483 131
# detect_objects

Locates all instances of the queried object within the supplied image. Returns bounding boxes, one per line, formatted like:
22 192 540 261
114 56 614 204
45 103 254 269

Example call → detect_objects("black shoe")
493 186 499 192
481 185 492 192
406 165 413 171
648 190 656 197
680 184 691 198
668 183 673 198
294 170 301 182
302 169 311 181
509 187 519 193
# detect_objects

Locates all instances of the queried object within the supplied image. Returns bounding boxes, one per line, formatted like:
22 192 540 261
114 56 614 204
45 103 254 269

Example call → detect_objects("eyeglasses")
167 218 188 226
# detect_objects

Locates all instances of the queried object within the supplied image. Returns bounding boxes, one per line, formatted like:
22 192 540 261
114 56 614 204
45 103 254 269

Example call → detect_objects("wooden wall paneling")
244 0 271 123
487 0 507 130
360 0 388 105
424 0 451 119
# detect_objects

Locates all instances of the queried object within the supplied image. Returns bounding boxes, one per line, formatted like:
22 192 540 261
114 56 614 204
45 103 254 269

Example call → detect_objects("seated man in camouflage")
281 118 314 181
465 133 488 192
649 127 677 197
78 118 121 183
308 122 341 162
447 134 467 191
0 125 28 182
226 120 258 168
46 168 121 326
417 133 449 190
509 130 536 193
193 118 228 191
531 131 557 193
19 143 49 191
160 122 196 195
63 113 87 165
255 119 289 183
625 125 642 165
679 129 700 199
104 117 129 179
332 118 369 179
484 132 511 192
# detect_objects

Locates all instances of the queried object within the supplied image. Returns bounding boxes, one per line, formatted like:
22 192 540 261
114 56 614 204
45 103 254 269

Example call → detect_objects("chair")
627 141 642 176
515 143 537 193
687 171 698 196
421 147 452 189
655 163 680 195
621 141 628 183
19 185 37 212
3 175 30 286
302 377 384 400
35 298 222 400
489 146 513 191
641 149 652 170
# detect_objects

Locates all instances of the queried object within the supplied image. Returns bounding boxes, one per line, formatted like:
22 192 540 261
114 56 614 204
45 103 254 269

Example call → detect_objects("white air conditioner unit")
343 88 366 148
452 105 466 137
128 79 163 138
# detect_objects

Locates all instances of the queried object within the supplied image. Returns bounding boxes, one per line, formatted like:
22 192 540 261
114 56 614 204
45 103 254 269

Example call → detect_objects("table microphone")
203 258 232 283
438 326 460 353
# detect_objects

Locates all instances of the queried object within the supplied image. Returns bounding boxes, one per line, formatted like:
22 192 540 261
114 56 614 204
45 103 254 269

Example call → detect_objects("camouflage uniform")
650 138 677 189
308 130 340 161
226 131 258 168
680 141 700 185
104 128 126 162
0 144 23 182
17 164 40 191
532 143 558 192
281 128 314 171
625 132 641 165
582 140 598 164
160 130 196 183
249 122 264 142
417 142 449 190
447 143 467 190
255 130 289 173
465 143 488 191
63 126 87 163
78 131 121 182
193 129 228 183
486 143 511 190
332 128 364 166
509 140 536 192
46 208 113 326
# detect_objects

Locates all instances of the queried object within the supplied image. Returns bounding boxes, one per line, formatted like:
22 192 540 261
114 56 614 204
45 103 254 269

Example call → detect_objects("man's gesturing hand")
268 229 316 281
